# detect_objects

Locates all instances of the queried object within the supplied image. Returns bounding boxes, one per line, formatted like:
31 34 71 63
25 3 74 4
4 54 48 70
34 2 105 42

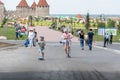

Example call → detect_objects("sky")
1 0 120 15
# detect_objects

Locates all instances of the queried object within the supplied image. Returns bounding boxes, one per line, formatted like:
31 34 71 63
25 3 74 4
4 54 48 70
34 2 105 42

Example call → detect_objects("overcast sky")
2 0 120 15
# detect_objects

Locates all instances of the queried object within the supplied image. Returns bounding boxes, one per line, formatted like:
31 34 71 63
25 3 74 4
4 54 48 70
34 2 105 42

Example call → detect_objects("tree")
97 22 105 28
28 16 33 26
85 12 90 30
0 17 8 28
0 17 8 36
117 22 120 34
35 17 39 22
107 19 115 28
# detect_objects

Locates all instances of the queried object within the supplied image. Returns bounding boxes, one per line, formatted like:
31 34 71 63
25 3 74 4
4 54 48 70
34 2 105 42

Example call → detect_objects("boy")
38 36 46 60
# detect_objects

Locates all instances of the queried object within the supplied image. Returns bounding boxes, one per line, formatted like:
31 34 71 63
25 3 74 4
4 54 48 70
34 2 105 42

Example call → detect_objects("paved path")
0 27 120 80
29 26 78 42
0 43 107 80
0 42 120 80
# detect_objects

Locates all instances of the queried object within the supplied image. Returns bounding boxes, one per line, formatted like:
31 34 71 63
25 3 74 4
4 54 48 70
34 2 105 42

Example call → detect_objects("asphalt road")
0 41 120 80
0 27 120 80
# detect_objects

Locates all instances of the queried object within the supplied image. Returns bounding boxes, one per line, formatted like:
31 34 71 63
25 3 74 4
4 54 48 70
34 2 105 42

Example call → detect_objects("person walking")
109 32 113 44
15 30 19 40
33 29 37 47
104 33 109 47
28 29 35 47
87 29 94 50
38 36 46 60
79 30 85 50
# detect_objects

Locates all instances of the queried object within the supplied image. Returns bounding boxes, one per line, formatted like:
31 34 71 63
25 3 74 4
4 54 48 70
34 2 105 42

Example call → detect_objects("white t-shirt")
28 31 35 39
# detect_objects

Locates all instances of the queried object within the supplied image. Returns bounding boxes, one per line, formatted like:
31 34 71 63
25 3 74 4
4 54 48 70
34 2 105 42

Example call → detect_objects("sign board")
98 28 117 35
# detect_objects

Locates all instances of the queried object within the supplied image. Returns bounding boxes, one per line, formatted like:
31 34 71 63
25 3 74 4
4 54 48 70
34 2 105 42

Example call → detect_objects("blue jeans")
80 39 84 48
88 39 93 50
104 38 109 47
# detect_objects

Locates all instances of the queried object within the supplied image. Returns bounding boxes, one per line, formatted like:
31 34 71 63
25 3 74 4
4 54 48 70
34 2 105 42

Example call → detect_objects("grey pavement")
0 42 120 80
0 42 106 80
0 27 120 80
96 42 120 50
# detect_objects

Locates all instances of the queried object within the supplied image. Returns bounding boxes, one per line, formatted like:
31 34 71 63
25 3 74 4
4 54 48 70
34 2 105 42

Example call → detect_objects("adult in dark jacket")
88 29 94 50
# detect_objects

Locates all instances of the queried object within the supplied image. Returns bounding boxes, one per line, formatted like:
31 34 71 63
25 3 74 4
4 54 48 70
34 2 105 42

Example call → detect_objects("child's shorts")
39 48 44 53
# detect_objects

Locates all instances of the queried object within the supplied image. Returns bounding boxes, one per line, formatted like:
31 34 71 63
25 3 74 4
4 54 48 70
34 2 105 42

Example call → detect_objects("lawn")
0 27 27 40
0 25 119 42
0 27 16 39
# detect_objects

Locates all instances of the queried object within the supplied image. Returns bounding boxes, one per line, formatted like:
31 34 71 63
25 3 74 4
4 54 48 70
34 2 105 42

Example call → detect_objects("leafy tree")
0 17 8 28
0 17 8 36
117 22 120 34
28 16 33 26
107 19 115 28
35 17 39 22
85 12 90 30
97 22 105 28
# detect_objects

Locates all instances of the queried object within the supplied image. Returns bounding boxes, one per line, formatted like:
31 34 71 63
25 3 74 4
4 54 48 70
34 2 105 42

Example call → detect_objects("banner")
98 28 117 35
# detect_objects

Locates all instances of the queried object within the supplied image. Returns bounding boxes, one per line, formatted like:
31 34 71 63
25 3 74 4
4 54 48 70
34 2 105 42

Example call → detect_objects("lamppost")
101 14 106 35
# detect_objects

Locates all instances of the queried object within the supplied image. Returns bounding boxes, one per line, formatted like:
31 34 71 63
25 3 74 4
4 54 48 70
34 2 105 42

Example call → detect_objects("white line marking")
94 46 120 55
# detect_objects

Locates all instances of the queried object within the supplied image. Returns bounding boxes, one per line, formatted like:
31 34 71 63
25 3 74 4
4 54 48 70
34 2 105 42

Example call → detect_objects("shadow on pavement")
0 42 16 48
0 71 108 80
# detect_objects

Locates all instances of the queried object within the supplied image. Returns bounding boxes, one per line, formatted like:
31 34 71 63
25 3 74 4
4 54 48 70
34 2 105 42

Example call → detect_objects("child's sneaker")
38 57 44 60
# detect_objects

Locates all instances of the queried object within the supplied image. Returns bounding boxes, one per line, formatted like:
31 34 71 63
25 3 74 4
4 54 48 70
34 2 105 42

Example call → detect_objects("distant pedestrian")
76 29 81 36
109 32 113 44
20 26 26 37
79 30 84 50
87 29 94 50
38 36 46 60
84 35 88 45
28 29 35 47
15 30 19 40
33 29 37 47
104 33 109 47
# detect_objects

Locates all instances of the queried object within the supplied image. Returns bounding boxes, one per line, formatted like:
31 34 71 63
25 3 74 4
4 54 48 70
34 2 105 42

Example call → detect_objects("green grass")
93 30 120 42
34 21 52 26
72 28 120 42
0 27 16 39
0 27 27 40
0 22 119 42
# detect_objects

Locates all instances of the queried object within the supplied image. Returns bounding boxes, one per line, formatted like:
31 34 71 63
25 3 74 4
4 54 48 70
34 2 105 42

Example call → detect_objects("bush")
0 17 8 28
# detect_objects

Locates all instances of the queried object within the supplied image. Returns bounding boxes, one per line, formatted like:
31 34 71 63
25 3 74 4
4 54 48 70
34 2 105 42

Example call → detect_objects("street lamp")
102 14 106 35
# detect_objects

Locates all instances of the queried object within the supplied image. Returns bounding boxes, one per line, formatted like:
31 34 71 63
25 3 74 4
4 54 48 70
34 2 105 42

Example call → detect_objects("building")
0 0 50 17
0 1 5 17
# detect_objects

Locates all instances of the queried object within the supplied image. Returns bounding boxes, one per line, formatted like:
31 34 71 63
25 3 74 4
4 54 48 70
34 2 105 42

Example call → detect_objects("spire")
37 0 49 7
0 1 4 5
31 1 37 8
17 0 29 7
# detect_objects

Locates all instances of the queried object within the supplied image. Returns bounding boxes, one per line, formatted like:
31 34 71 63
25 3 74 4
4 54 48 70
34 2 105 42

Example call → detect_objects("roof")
37 0 49 7
0 1 4 5
76 14 83 19
31 2 37 8
17 0 29 7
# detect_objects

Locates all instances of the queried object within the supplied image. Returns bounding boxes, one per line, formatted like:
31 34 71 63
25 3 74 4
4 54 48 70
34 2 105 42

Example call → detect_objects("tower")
16 0 30 17
0 1 5 17
36 0 49 16
31 1 37 16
